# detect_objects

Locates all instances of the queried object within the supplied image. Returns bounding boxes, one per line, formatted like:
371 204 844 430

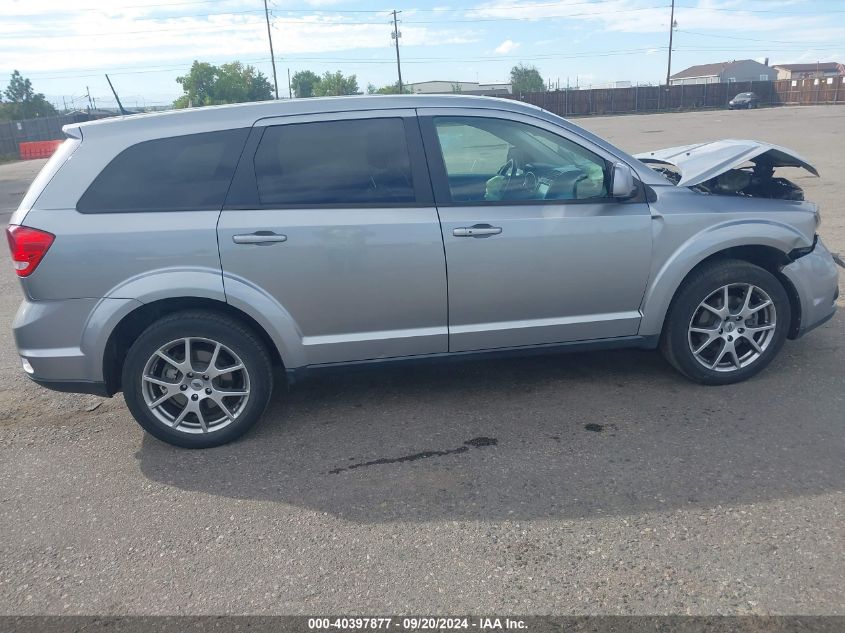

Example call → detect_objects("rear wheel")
122 311 273 448
660 260 791 385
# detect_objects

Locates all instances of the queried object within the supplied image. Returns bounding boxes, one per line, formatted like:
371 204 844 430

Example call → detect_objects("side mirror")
611 162 637 198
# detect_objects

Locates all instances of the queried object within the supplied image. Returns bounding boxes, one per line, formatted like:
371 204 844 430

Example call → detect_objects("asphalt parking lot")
0 106 843 615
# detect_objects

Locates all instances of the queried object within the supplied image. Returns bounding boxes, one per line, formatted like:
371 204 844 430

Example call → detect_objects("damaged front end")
635 139 819 201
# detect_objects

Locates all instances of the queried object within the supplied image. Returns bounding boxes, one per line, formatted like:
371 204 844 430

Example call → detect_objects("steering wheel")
496 158 518 193
497 158 517 187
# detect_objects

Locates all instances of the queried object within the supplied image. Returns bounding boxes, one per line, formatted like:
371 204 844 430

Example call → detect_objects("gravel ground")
0 105 843 615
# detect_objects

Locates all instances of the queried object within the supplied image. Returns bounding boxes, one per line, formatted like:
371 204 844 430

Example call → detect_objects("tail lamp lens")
6 225 55 277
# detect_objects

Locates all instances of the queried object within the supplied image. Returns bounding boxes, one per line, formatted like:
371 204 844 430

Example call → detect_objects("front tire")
660 260 791 385
122 311 274 448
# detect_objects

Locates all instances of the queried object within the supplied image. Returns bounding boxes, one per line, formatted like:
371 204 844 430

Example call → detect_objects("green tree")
175 61 217 107
291 70 321 98
510 63 545 94
0 70 56 120
215 62 273 102
370 81 409 94
174 60 273 108
313 71 359 96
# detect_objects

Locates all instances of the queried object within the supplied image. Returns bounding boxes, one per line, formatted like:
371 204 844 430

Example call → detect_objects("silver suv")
8 96 839 448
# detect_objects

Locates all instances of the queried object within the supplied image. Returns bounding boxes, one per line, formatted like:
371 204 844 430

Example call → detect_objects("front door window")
433 117 609 203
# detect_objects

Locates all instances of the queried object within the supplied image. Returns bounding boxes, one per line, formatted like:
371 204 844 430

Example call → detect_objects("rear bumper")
13 295 141 395
782 237 840 338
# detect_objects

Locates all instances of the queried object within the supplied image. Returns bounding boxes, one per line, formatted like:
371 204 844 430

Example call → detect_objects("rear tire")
660 259 791 385
122 310 274 448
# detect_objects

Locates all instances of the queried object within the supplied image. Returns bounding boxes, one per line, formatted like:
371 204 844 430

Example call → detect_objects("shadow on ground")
135 315 844 523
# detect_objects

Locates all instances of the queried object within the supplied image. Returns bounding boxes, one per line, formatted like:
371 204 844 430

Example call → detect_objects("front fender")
638 218 811 336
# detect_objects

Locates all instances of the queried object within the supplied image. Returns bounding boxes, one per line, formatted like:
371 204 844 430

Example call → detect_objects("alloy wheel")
141 337 251 434
688 283 777 372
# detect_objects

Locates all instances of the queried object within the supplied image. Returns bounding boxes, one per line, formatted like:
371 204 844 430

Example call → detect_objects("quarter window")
77 129 248 213
432 117 609 203
253 118 415 206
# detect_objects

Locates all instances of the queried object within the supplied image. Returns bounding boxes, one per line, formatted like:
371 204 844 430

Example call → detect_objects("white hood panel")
635 139 819 187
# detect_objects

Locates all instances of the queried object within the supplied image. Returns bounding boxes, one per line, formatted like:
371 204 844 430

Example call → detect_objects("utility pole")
86 86 94 111
263 0 279 99
391 10 403 93
665 0 676 87
287 67 292 99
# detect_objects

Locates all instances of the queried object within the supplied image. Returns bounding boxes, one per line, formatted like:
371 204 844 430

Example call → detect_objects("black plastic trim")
788 234 818 261
29 377 112 397
793 309 835 339
286 334 659 382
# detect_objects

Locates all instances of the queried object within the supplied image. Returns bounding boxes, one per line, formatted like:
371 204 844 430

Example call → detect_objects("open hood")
635 139 819 187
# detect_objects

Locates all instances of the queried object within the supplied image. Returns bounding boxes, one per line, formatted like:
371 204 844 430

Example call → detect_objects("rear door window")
253 118 415 206
77 128 248 213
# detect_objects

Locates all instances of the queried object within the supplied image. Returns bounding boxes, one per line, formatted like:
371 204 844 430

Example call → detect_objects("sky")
1 0 843 110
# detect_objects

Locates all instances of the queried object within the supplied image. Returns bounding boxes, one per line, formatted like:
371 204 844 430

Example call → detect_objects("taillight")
6 225 55 277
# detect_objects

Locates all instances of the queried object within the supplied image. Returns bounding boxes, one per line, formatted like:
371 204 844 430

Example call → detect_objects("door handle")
232 232 287 245
453 224 503 238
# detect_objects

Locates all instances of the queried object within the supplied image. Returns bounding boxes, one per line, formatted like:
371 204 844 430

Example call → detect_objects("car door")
418 108 653 352
218 110 448 365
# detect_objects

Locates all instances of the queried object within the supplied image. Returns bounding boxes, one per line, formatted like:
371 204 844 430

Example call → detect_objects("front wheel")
122 311 274 448
660 260 791 385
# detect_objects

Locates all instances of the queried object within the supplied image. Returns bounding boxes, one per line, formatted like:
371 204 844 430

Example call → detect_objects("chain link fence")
0 112 114 157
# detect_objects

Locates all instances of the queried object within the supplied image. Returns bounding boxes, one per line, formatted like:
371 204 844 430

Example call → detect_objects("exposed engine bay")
647 162 806 201
635 139 818 201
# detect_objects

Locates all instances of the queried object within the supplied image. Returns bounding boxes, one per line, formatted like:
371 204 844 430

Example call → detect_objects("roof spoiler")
61 124 82 140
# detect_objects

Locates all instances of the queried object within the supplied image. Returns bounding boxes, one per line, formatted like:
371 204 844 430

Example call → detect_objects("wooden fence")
503 77 845 117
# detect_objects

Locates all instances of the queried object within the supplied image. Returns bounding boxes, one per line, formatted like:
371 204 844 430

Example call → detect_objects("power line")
18 0 840 16
7 0 234 13
24 44 845 83
675 29 840 45
1 21 263 39
673 3 845 14
8 0 842 39
0 2 678 39
23 58 273 80
17 42 845 82
14 0 658 15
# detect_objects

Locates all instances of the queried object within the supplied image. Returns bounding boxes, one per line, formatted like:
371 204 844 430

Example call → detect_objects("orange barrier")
19 140 63 160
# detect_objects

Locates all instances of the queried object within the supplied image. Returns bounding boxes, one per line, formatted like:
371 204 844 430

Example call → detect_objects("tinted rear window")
77 128 248 213
253 118 415 206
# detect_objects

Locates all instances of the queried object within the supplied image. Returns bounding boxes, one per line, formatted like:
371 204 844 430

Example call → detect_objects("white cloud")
0 11 478 75
494 39 519 54
468 0 842 36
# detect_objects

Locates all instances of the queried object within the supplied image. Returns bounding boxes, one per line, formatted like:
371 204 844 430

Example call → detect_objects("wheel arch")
640 223 808 340
102 297 284 395
658 245 802 340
